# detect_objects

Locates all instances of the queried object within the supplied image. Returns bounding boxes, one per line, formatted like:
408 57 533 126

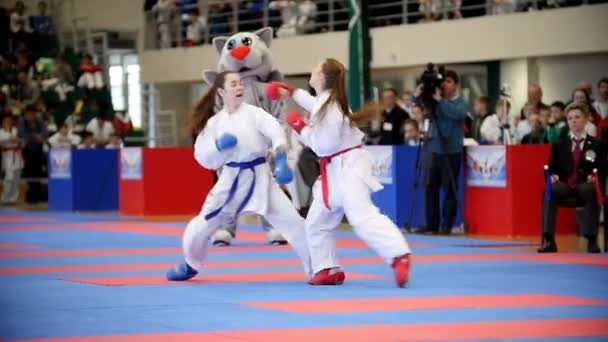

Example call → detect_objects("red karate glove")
287 111 307 134
266 82 294 100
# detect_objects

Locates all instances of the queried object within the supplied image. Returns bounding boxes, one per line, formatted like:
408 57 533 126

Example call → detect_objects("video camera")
417 63 445 116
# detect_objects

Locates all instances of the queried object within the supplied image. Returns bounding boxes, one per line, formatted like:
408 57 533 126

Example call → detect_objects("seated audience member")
85 113 114 146
545 101 567 143
77 131 96 149
539 104 602 254
378 88 409 145
105 133 122 149
48 123 81 148
403 119 420 146
77 54 104 90
480 99 514 145
521 112 547 144
467 96 490 143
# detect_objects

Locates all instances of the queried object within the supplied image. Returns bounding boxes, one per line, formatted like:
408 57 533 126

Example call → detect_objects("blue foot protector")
166 262 198 281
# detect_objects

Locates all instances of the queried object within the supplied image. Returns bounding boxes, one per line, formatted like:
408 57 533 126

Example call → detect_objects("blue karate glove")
274 150 293 184
215 133 237 151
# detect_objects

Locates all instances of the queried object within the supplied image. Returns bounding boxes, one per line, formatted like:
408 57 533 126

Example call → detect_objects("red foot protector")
242 294 608 314
62 272 380 286
16 318 608 341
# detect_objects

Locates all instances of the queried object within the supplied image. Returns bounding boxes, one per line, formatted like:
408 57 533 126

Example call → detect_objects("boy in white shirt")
47 123 81 148
85 114 114 146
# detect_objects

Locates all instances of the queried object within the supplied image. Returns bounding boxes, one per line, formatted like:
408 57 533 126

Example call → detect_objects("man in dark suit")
378 88 409 145
540 104 603 253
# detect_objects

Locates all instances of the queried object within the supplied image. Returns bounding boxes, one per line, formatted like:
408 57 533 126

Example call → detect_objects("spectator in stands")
480 98 513 145
9 1 32 50
105 133 122 149
41 54 75 101
400 90 413 116
403 119 420 146
18 105 47 204
47 123 81 148
593 78 608 119
64 105 86 137
207 3 232 42
515 102 536 142
85 112 115 147
545 101 567 143
152 0 177 49
0 114 23 205
570 88 598 137
78 131 96 149
418 0 440 22
539 103 602 253
32 1 54 35
112 111 133 139
491 0 517 14
77 54 104 90
467 96 490 143
592 77 608 134
183 8 207 47
378 88 409 145
295 0 317 35
411 103 425 131
415 69 468 235
9 70 40 115
520 84 547 120
521 112 547 144
0 54 16 95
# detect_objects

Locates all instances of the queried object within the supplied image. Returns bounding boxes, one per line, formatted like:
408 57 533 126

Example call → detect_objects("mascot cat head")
203 27 275 84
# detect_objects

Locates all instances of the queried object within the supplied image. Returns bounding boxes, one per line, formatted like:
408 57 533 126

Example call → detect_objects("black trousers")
424 152 461 230
542 182 599 238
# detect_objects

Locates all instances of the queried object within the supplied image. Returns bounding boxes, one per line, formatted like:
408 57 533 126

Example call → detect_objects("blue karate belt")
205 156 266 221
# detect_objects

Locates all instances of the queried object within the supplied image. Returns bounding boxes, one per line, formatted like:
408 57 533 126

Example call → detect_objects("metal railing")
143 0 601 51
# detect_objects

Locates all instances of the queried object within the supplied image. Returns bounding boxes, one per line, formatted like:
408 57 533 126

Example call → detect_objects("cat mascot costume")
202 27 309 246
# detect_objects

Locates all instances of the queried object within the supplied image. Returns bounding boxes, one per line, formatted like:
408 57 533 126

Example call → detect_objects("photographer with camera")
414 68 468 235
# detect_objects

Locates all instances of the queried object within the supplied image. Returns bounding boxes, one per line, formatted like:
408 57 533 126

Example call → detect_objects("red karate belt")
319 145 361 209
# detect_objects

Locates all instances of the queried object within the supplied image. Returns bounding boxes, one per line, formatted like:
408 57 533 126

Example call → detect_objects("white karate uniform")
291 89 411 273
0 127 24 204
183 102 312 276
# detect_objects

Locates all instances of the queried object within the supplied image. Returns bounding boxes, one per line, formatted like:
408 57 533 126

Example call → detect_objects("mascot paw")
212 229 233 246
266 229 288 245
166 262 198 281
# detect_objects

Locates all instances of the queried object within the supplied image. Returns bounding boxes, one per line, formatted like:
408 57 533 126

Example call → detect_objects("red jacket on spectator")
113 112 133 138
591 112 608 139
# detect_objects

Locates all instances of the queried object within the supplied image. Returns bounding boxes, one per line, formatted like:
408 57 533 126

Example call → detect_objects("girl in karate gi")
267 58 412 287
166 71 312 281
0 115 24 205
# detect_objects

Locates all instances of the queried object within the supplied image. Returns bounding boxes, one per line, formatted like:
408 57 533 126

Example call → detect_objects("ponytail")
188 71 234 136
189 86 218 136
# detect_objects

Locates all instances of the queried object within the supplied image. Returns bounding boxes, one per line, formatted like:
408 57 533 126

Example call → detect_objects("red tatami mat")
0 223 182 237
13 318 608 342
0 216 52 223
242 294 608 313
62 272 381 286
0 244 36 249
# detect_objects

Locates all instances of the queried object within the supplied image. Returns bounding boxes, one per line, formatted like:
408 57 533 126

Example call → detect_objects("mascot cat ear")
212 36 229 54
202 70 218 86
254 27 274 47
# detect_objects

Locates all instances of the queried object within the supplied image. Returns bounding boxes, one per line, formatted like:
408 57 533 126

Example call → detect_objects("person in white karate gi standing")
267 58 412 287
166 71 312 281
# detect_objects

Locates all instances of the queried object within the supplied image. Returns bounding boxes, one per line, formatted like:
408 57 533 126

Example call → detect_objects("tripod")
404 121 430 233
415 106 469 234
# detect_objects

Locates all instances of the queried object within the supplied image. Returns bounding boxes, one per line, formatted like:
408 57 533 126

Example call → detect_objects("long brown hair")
188 71 235 136
314 58 378 127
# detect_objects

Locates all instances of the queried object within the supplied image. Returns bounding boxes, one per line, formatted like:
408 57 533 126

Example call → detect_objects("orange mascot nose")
230 46 251 61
